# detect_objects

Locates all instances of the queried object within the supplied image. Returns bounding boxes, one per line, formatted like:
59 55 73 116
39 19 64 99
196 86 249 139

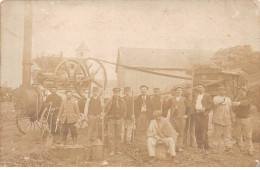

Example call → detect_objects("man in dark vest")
163 86 188 152
84 87 102 145
121 87 135 145
151 88 165 114
193 83 212 155
105 87 126 155
134 85 152 150
42 86 62 143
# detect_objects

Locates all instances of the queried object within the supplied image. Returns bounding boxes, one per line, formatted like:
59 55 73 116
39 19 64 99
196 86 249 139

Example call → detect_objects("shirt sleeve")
239 98 251 106
83 98 90 116
74 101 80 115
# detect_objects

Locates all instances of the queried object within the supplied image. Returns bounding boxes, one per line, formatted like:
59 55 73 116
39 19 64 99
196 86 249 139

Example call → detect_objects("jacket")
105 97 126 120
122 96 134 119
193 93 212 115
163 96 187 119
58 99 80 124
134 95 152 119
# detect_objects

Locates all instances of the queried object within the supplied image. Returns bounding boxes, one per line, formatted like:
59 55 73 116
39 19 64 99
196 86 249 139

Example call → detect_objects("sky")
1 0 260 88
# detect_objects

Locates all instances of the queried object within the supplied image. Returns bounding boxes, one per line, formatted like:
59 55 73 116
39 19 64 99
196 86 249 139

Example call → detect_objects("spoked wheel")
16 111 41 134
40 106 55 139
53 59 86 90
75 58 107 99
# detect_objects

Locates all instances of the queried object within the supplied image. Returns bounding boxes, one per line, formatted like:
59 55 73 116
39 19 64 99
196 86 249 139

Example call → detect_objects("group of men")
42 83 254 164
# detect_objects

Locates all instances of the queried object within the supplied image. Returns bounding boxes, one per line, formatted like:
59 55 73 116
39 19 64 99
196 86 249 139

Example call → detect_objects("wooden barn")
116 47 213 96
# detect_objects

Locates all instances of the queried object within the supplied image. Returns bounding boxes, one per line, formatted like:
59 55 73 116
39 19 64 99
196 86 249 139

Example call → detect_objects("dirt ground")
0 102 259 167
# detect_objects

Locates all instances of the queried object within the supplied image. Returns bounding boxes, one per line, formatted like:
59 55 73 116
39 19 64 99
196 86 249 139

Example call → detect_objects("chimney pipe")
22 0 33 87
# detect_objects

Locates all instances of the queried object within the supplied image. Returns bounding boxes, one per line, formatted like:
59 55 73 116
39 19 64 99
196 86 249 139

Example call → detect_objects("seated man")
147 110 179 164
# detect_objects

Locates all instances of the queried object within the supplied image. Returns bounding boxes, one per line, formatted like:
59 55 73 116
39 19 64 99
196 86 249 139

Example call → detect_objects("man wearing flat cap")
147 110 178 164
232 86 254 156
121 87 135 145
41 85 62 144
104 87 126 155
134 85 152 150
193 83 212 155
57 90 80 145
163 86 188 152
212 86 234 153
84 87 103 145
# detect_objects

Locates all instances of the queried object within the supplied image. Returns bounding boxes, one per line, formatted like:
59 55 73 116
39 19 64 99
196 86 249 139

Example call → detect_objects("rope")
89 57 192 80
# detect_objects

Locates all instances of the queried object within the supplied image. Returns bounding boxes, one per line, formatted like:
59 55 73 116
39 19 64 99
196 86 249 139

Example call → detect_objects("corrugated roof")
117 47 214 71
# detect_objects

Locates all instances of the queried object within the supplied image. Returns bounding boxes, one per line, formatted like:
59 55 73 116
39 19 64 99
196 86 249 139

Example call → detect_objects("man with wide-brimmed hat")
105 87 126 155
84 87 103 145
232 86 254 156
147 110 178 164
163 86 188 152
193 83 212 155
212 86 234 153
121 87 135 145
57 90 80 145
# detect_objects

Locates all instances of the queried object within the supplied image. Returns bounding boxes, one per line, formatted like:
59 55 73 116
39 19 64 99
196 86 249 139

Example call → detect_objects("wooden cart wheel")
74 58 107 99
16 110 41 134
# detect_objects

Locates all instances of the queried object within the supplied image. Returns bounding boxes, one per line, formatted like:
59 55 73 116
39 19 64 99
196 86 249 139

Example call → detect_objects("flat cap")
124 87 131 91
198 83 207 88
175 86 183 91
113 87 121 92
140 85 148 89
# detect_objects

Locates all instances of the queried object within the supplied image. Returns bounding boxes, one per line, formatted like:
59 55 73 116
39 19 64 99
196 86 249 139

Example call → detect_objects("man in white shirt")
193 83 212 155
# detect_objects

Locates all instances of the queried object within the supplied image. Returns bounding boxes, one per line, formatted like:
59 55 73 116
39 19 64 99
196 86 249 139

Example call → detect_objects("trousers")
62 119 78 141
170 118 186 148
194 113 209 150
234 117 253 152
86 115 100 145
147 137 176 157
121 119 134 142
213 123 232 149
48 110 60 136
107 119 122 152
184 114 196 146
136 113 150 147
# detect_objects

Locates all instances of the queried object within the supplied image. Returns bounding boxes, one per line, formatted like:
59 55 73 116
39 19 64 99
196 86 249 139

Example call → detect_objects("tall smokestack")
22 0 33 87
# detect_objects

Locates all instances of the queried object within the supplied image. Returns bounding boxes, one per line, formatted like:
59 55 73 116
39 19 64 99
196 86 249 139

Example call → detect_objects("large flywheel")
75 58 107 99
53 58 107 99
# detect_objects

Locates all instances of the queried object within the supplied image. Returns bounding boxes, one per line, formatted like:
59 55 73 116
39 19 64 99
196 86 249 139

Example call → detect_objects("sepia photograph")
0 0 260 167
